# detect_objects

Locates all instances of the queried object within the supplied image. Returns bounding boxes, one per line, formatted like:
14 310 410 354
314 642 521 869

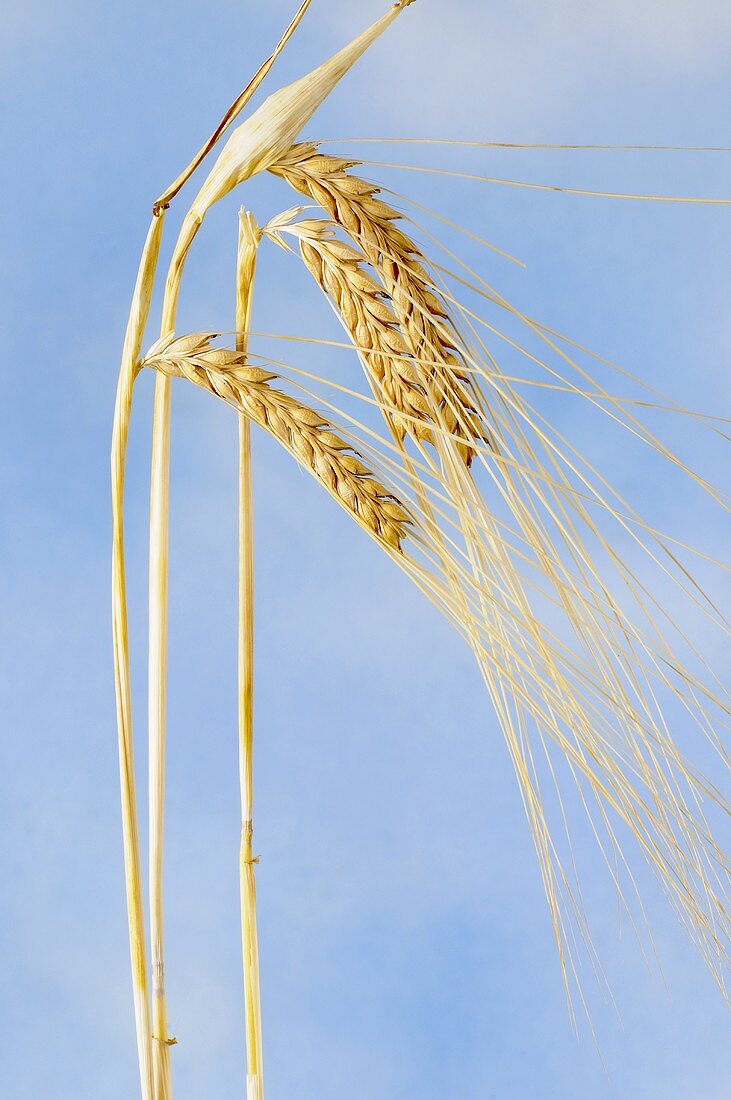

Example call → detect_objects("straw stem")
112 212 165 1100
235 209 264 1099
148 232 189 1100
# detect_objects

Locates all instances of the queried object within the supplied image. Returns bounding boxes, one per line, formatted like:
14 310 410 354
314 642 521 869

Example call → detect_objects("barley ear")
140 336 413 553
269 143 488 465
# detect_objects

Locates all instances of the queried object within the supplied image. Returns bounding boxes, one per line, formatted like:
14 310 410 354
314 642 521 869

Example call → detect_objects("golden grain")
141 334 412 551
270 142 488 463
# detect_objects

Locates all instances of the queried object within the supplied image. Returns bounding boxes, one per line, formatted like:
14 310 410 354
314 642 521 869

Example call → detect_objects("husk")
190 4 411 220
163 2 415 288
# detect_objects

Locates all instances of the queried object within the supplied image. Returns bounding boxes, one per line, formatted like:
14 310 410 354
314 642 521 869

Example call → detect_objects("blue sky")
1 2 729 1097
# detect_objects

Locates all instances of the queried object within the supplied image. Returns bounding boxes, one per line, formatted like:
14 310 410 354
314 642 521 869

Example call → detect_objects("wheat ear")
141 335 412 552
270 143 486 463
235 211 265 1100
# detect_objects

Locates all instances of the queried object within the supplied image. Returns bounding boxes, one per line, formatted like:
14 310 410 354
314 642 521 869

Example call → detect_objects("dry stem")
147 240 185 1100
112 213 165 1100
236 211 265 1099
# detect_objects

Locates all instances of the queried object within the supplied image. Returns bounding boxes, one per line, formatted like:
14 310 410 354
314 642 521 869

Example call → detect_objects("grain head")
141 333 412 551
270 142 488 464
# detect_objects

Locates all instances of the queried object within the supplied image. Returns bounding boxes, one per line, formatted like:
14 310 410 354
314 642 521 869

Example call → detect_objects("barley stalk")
235 211 265 1100
268 219 507 812
112 213 165 1100
147 257 178 1100
141 335 412 552
269 217 488 703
